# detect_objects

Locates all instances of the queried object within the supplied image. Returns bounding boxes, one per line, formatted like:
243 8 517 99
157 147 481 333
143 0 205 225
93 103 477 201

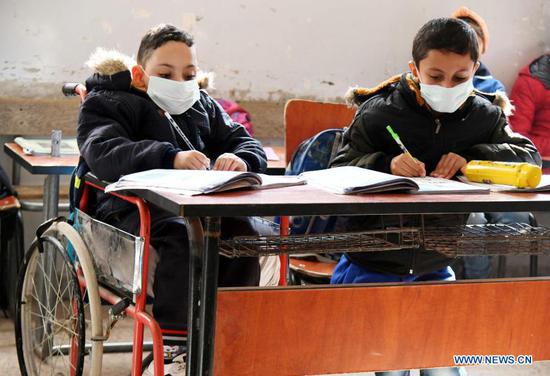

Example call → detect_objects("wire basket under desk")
219 223 550 258
423 223 550 257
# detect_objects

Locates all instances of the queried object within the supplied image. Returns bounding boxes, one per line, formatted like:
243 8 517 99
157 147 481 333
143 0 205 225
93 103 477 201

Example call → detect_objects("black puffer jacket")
334 73 540 173
77 54 266 220
331 73 541 276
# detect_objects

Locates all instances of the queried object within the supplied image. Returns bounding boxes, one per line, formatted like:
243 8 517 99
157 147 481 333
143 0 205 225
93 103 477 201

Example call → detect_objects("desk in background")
120 183 550 375
4 143 77 219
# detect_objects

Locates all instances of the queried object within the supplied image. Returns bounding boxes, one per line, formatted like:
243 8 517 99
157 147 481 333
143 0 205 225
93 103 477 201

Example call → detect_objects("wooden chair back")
283 99 355 163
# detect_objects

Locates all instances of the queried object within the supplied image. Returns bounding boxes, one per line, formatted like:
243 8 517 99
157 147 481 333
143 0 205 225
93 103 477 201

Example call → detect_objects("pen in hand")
165 111 210 170
386 125 413 158
386 125 425 177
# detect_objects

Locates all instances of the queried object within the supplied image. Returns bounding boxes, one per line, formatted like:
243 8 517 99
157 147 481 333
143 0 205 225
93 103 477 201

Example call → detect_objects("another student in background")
509 54 550 155
451 6 506 94
77 24 267 375
452 6 530 279
331 18 540 376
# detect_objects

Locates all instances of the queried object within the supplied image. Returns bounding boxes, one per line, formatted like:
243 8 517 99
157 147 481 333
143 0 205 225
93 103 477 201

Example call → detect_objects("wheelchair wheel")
15 234 86 376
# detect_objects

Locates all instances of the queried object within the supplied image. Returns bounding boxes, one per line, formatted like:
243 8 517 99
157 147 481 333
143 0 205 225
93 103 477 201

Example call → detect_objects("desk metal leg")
199 217 220 376
185 217 205 376
529 255 538 277
185 216 221 376
43 174 60 220
12 159 21 185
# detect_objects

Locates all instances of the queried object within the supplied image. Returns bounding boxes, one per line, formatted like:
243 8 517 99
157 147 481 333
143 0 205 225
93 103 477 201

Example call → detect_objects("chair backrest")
283 99 355 162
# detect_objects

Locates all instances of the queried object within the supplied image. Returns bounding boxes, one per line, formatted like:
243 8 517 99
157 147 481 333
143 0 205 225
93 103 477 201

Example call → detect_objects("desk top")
126 183 550 217
264 145 286 170
4 143 78 175
4 143 286 175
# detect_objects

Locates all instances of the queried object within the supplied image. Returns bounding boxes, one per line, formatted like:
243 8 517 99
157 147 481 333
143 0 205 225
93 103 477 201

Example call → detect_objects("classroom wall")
1 0 549 139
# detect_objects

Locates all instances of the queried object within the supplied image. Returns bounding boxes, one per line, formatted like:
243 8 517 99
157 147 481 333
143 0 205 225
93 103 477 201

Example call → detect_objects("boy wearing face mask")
329 18 540 376
77 24 266 374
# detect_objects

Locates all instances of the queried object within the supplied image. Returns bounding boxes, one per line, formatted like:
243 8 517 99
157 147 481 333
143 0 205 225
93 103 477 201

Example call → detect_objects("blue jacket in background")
474 61 506 93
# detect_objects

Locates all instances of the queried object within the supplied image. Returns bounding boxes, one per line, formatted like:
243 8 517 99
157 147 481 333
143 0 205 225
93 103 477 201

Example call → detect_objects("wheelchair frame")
16 176 166 376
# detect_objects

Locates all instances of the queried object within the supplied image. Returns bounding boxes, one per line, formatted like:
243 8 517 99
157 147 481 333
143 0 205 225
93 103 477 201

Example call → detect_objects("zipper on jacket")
434 118 442 134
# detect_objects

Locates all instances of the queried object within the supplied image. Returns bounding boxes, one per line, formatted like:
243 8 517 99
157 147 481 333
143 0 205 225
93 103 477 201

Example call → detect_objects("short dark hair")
137 24 194 66
412 17 479 67
458 16 484 44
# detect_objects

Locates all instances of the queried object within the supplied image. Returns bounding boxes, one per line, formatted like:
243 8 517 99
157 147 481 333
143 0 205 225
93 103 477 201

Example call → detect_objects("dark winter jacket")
509 55 550 155
77 51 266 220
332 72 540 276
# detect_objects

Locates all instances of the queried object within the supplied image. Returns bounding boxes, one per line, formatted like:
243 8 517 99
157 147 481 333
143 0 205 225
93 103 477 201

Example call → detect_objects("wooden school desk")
3 142 286 218
112 182 550 376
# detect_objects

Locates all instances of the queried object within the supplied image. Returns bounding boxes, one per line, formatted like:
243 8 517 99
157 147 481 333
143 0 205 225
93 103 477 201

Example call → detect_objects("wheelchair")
15 173 167 376
15 165 284 376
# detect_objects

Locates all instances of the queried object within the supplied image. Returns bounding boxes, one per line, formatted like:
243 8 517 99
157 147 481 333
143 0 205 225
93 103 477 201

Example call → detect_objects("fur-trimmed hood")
84 47 213 90
344 72 513 116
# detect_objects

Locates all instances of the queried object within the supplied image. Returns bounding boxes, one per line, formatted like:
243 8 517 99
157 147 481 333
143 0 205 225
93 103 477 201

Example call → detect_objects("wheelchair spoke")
28 310 80 339
37 255 70 313
18 241 86 376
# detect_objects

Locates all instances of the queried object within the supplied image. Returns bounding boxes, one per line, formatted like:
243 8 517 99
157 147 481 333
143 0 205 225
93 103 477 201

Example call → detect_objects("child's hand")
173 151 210 170
390 153 426 177
213 153 247 171
430 152 467 179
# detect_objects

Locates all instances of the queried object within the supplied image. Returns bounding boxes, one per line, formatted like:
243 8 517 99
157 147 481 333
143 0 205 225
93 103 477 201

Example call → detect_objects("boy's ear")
474 60 481 72
408 60 419 80
131 65 147 91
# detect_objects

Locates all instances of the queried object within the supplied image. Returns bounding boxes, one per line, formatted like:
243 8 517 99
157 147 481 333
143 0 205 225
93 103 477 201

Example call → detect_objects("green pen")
386 125 414 159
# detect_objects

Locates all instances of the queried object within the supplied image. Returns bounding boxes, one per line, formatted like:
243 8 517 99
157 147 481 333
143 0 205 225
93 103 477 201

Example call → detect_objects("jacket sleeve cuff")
378 154 394 174
162 148 182 169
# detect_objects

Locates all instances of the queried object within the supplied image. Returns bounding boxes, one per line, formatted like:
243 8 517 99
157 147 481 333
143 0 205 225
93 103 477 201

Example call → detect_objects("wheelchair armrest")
84 172 110 190
82 172 144 210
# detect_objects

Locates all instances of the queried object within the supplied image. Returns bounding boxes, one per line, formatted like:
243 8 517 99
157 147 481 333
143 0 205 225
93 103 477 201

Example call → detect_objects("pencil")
386 125 413 158
164 111 195 151
164 111 210 170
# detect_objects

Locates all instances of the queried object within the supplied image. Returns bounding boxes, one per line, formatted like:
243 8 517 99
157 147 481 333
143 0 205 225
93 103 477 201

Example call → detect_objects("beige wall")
1 0 549 139
1 0 549 99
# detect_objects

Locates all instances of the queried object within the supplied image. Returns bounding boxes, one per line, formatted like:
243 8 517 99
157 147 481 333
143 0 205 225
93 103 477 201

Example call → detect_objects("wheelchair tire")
15 234 86 376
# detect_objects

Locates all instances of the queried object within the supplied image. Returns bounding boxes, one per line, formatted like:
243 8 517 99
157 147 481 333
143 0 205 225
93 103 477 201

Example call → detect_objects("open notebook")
105 169 305 196
300 166 489 194
458 174 550 192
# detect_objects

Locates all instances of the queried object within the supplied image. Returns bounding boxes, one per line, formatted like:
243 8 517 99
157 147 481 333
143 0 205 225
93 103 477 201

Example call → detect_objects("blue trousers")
331 255 456 283
331 256 466 376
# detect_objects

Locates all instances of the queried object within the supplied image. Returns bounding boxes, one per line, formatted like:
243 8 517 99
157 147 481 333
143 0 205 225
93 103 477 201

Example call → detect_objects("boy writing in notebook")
77 24 266 374
330 17 540 376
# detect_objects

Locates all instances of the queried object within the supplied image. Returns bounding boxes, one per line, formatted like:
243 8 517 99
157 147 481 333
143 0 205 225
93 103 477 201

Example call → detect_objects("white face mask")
418 75 474 113
147 75 200 115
